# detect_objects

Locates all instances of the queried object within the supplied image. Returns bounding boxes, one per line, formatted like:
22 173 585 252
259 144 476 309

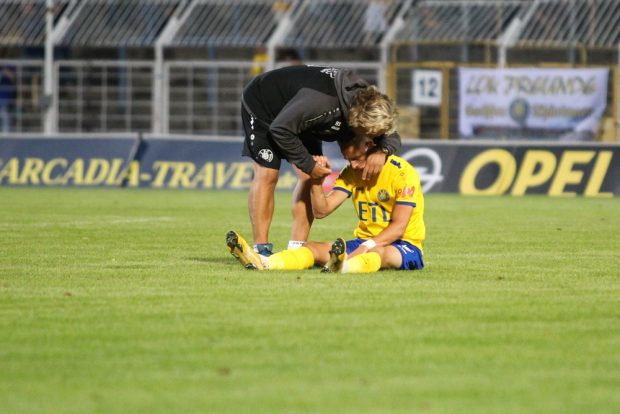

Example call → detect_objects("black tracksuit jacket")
242 65 401 175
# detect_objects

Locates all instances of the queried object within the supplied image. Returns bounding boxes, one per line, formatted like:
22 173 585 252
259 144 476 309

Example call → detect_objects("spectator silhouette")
0 63 17 134
250 46 268 77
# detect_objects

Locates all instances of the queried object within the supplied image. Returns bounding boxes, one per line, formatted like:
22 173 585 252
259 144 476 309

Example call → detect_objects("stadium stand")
170 0 283 48
282 0 407 50
395 0 524 58
58 0 180 47
0 0 69 47
0 0 618 140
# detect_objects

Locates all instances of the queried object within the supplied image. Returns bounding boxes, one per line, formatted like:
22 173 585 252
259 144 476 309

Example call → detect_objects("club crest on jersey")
258 149 274 162
377 189 390 202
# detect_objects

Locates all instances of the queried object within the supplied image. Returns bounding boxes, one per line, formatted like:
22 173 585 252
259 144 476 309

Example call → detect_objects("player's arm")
373 203 413 245
310 180 348 219
349 203 413 257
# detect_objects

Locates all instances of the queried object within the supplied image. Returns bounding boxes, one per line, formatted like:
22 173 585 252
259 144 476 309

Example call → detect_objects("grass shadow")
186 256 231 265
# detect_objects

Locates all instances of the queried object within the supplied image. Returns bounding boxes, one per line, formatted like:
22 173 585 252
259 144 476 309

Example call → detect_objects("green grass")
1 187 619 413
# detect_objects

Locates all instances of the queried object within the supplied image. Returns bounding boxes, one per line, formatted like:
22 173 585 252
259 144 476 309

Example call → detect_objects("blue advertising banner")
0 136 301 190
398 142 620 197
1 136 619 196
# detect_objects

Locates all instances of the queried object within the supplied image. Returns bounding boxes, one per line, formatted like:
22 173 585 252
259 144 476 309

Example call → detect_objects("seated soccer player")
227 134 425 273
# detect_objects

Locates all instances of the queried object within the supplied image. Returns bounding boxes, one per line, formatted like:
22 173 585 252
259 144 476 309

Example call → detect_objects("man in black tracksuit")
241 65 401 256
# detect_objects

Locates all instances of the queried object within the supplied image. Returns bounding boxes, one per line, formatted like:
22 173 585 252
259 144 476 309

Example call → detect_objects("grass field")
1 187 619 413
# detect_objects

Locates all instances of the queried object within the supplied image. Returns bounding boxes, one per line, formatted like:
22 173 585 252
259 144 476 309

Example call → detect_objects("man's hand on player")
362 148 387 180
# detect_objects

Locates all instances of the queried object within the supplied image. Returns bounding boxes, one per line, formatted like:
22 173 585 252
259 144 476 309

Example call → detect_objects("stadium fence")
0 0 619 141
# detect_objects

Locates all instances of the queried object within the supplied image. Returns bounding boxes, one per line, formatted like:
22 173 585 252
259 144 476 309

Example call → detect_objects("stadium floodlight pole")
497 0 539 68
617 41 620 142
45 0 82 134
379 0 411 93
152 1 193 135
153 45 165 135
43 0 56 135
265 0 298 70
497 17 521 68
496 0 541 68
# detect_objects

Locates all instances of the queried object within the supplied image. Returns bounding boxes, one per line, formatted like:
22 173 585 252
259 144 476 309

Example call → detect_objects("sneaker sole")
330 238 346 256
226 231 259 270
323 238 346 273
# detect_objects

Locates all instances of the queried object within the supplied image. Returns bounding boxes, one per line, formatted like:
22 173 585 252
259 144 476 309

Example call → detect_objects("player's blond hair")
348 86 397 136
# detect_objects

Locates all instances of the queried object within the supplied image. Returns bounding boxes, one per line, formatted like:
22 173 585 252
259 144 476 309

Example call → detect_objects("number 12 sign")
412 70 442 106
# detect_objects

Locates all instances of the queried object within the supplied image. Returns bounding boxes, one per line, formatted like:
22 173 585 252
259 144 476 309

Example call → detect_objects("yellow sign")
459 149 613 197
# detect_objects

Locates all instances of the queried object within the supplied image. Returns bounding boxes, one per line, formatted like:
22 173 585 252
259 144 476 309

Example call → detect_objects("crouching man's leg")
289 165 313 249
248 164 279 256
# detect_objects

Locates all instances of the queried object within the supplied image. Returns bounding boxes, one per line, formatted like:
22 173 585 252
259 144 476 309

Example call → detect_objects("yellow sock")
345 252 382 273
267 246 315 270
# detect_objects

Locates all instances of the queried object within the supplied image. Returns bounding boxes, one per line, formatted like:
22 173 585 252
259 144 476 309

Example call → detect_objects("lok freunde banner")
459 67 609 137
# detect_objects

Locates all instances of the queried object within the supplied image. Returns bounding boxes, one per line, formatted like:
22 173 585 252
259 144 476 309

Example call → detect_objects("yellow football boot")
226 230 264 270
322 237 346 273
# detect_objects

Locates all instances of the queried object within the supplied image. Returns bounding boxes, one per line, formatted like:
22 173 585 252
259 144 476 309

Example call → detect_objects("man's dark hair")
337 134 373 150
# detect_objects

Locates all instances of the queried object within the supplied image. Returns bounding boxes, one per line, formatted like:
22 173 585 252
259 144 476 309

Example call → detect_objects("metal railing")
55 60 153 133
1 59 381 136
162 60 381 136
0 60 44 133
164 61 254 136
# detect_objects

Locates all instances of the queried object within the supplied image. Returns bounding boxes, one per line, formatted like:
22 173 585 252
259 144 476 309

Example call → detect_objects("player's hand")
362 149 388 180
313 155 331 170
310 160 332 180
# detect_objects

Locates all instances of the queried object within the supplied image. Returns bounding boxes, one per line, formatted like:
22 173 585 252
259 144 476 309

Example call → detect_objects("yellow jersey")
332 155 425 250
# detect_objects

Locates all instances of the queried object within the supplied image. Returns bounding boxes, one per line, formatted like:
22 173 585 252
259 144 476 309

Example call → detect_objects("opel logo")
400 148 444 193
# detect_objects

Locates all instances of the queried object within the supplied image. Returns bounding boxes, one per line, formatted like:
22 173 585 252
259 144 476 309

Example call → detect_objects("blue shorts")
345 238 424 271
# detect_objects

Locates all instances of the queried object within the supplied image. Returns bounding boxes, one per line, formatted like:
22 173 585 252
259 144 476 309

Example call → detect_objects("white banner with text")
458 67 609 138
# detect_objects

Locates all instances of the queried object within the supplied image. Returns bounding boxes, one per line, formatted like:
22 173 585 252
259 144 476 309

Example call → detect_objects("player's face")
341 142 371 170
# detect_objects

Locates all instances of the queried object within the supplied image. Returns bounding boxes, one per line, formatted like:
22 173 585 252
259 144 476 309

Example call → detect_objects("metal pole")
617 42 620 141
266 0 299 70
440 65 450 140
380 0 411 94
153 45 164 134
44 0 56 135
461 3 469 62
152 0 192 135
